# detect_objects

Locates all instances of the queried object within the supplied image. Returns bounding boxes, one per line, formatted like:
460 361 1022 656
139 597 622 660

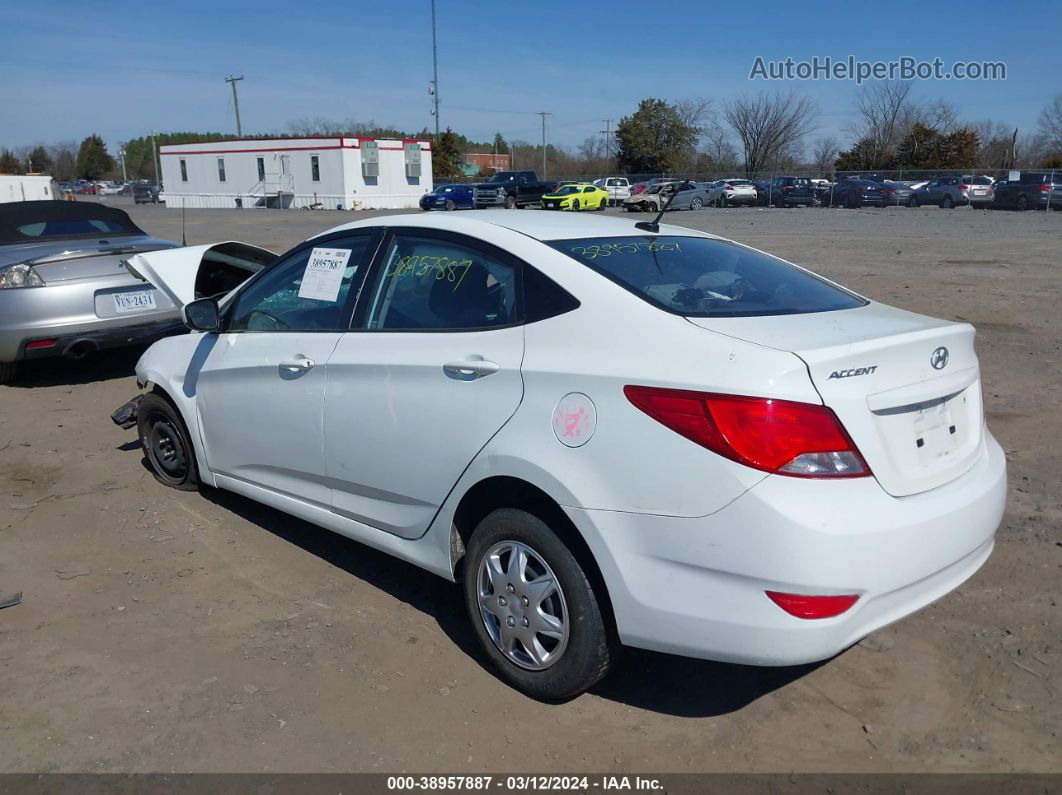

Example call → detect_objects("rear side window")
548 236 866 318
16 218 130 238
365 233 518 330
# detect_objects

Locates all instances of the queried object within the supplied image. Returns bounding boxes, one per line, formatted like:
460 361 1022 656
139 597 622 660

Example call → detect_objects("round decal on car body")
552 393 596 447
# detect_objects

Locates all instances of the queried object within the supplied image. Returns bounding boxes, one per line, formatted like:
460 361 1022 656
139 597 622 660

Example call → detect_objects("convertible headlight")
0 263 46 289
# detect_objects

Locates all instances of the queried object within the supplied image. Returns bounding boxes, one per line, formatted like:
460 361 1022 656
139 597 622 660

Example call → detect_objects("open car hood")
126 241 275 308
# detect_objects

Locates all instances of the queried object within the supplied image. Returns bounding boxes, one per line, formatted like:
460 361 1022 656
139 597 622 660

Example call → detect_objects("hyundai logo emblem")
930 346 949 370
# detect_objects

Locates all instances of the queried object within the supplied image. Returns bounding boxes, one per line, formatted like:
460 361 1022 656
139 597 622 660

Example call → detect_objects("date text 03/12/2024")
386 775 664 791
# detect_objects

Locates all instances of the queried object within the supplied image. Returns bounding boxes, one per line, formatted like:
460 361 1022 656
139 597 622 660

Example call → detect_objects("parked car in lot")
540 183 609 211
622 180 680 212
114 210 1005 700
991 172 1062 210
910 176 994 208
829 178 904 208
420 184 477 211
763 176 816 207
593 177 632 206
477 170 557 208
705 179 758 207
133 184 160 204
0 201 187 383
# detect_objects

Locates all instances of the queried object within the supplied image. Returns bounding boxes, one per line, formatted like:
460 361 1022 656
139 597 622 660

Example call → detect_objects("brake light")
724 183 734 190
959 184 970 191
26 339 56 349
1040 185 1051 192
624 386 870 477
765 591 860 619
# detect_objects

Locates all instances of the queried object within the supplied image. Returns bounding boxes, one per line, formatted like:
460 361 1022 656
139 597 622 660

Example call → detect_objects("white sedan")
114 210 1006 699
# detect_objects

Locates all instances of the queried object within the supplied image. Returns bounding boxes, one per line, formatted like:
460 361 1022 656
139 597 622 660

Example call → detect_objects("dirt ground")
0 200 1059 773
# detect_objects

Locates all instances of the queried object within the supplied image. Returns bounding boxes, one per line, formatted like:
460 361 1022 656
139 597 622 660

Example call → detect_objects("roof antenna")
635 181 679 233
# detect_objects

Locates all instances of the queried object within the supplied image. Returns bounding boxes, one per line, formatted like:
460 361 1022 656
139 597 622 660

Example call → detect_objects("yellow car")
540 183 609 211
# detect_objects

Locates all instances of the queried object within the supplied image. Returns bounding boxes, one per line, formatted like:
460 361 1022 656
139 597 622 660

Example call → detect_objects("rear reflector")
765 591 860 619
624 386 870 478
26 339 57 349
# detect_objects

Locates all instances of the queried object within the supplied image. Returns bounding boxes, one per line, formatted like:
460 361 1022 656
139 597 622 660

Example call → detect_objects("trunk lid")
13 238 176 284
688 303 985 496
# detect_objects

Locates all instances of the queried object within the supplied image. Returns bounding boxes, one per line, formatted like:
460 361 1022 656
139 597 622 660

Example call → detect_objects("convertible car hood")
126 241 275 307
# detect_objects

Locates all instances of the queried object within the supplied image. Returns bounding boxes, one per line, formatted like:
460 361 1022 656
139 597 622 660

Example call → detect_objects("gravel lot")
1 200 1059 773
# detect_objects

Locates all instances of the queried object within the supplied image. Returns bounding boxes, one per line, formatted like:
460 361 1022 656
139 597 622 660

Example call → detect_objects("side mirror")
182 297 221 332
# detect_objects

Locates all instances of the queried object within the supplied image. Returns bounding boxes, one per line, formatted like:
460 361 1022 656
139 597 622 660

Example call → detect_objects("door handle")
443 358 500 379
279 356 315 372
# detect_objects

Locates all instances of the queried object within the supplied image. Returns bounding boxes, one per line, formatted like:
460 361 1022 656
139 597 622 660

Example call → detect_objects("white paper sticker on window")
298 247 352 302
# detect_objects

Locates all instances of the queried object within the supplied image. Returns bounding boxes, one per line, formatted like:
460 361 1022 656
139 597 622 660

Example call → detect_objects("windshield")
548 236 867 318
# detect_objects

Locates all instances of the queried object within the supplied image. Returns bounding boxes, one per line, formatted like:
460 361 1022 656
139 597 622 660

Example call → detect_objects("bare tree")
700 123 739 173
724 91 818 176
922 99 961 134
1037 93 1062 150
849 81 918 163
971 119 1015 168
578 135 603 161
674 97 714 136
811 135 840 176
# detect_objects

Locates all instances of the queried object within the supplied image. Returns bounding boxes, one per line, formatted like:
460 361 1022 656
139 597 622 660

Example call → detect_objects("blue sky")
2 0 1059 154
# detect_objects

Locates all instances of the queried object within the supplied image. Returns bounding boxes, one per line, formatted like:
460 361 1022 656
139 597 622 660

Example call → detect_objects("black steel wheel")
137 393 200 491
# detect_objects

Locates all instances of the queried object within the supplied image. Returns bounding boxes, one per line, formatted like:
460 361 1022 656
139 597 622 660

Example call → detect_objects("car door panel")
194 232 375 505
323 229 525 539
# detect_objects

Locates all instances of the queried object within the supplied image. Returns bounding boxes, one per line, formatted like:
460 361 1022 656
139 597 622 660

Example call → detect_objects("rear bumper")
566 431 1006 666
17 318 186 361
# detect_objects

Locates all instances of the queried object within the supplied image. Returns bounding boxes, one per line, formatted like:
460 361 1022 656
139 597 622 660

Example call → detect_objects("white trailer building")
1 175 56 203
159 137 432 210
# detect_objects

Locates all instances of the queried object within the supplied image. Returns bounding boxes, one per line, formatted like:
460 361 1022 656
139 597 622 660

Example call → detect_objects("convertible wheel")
138 393 200 491
463 508 615 700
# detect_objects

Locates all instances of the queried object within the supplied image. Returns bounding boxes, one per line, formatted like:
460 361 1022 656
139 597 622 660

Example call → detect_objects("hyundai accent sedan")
112 210 1006 699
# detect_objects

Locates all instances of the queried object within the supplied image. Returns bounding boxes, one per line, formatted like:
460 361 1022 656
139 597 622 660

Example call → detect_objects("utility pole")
599 119 613 169
430 0 440 138
118 144 127 181
537 111 552 178
150 131 159 186
225 75 245 137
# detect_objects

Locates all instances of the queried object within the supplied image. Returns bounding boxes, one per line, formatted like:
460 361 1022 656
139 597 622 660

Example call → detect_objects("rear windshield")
16 218 132 238
548 236 867 318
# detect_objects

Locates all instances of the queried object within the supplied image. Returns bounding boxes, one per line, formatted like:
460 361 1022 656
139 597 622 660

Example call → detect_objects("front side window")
365 233 518 330
180 159 188 182
217 158 226 182
229 235 371 331
549 236 866 318
311 155 320 182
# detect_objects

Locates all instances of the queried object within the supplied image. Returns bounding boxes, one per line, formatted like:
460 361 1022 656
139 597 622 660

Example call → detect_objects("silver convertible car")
0 201 182 383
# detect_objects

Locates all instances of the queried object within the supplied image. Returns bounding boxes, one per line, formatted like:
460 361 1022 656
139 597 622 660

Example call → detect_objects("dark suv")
992 172 1062 211
133 184 160 204
766 176 815 207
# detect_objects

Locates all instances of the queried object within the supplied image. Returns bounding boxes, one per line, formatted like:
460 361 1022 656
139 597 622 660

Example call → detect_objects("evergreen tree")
0 150 22 174
26 145 52 174
75 134 115 179
615 98 697 174
432 128 464 181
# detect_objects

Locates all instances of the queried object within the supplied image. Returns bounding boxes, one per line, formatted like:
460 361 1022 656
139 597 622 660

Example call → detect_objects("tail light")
724 183 734 190
765 591 860 619
624 386 870 478
882 188 894 196
959 184 970 191
1040 185 1051 192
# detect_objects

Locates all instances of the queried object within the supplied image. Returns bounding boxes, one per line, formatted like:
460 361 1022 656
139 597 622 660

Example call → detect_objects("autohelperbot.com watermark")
750 55 1006 84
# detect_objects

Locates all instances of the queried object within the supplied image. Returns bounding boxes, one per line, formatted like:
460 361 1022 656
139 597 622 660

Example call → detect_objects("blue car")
419 184 476 211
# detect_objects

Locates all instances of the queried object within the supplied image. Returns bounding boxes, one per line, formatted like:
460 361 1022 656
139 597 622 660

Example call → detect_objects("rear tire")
940 195 954 209
690 197 703 210
462 508 615 700
908 195 920 207
0 361 16 385
137 392 200 491
1016 194 1028 211
445 199 456 211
